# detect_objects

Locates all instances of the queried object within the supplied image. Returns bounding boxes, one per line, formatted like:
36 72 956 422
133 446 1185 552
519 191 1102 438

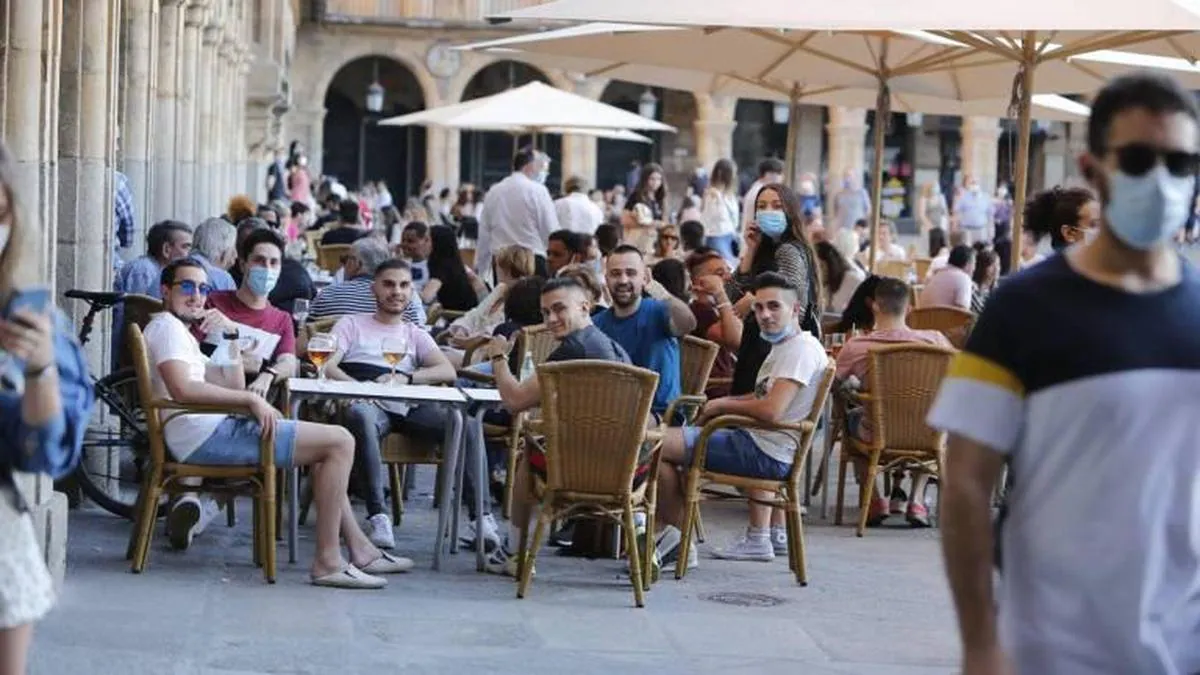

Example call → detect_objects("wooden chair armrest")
688 414 813 470
147 399 277 468
456 369 496 386
457 335 493 364
662 394 708 426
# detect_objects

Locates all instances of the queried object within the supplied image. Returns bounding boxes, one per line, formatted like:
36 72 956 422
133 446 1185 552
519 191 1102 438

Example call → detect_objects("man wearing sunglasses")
932 72 1200 675
140 259 412 588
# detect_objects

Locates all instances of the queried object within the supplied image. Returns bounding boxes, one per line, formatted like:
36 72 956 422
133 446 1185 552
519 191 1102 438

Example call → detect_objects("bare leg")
910 471 931 507
748 490 774 530
770 508 785 527
291 421 356 577
656 428 688 529
0 624 33 675
341 495 384 567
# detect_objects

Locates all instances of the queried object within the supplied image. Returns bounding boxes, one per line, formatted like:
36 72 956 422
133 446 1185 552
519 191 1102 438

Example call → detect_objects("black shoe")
549 521 575 548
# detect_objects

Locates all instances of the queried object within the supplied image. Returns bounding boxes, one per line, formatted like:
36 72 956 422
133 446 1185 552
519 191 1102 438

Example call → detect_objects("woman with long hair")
701 158 740 261
620 162 668 252
971 249 1000 314
1023 186 1099 252
649 223 682 264
0 141 95 673
444 245 537 363
420 225 487 312
815 241 866 315
916 181 949 257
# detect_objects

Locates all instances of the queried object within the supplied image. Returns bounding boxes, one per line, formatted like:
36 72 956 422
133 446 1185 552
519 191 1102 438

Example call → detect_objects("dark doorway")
322 56 426 199
596 80 661 194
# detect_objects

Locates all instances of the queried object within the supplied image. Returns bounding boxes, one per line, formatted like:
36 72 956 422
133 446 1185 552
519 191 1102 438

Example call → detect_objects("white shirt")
553 193 604 235
476 171 559 275
829 265 867 314
701 189 739 238
142 313 225 461
408 258 430 294
747 331 829 465
741 179 766 231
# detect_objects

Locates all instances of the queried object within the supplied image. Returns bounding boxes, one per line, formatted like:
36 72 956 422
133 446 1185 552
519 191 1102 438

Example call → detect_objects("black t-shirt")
269 258 316 315
547 325 631 364
320 226 367 246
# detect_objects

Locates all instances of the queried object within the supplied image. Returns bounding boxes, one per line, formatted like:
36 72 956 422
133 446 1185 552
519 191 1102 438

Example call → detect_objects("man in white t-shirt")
322 259 466 550
654 272 829 568
399 222 432 295
142 258 413 589
554 175 604 235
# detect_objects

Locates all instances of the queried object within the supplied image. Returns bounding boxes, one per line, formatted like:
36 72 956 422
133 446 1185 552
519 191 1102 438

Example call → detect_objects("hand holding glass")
308 333 335 384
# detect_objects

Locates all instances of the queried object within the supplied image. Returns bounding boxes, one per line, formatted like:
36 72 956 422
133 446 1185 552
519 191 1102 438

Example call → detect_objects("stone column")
120 0 157 253
559 77 605 187
58 0 119 369
791 104 825 182
824 106 868 195
153 0 184 223
175 0 206 225
961 115 1001 195
196 15 222 217
236 46 255 197
694 93 737 172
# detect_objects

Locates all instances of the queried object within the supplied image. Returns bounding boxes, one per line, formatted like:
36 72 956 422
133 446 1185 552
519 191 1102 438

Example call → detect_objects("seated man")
656 273 829 566
322 260 490 550
398 221 433 295
309 236 426 326
919 244 975 310
594 245 697 421
478 277 631 575
144 259 411 589
837 276 951 527
546 229 584 277
320 199 369 246
685 248 742 398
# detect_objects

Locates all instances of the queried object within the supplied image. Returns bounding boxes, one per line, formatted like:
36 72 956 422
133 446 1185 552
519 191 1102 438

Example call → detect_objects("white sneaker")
195 497 221 536
168 495 202 551
656 526 698 572
367 513 396 550
484 545 532 578
712 533 775 562
770 526 788 555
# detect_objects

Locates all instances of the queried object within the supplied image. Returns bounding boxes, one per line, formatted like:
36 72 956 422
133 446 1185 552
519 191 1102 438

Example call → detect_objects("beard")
609 283 638 308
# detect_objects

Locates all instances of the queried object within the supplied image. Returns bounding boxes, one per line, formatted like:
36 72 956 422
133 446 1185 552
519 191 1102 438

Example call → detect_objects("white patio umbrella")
476 3 1200 269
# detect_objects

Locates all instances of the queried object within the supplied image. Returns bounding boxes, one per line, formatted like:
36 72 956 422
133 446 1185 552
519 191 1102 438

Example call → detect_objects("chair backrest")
876 260 912 280
126 324 168 465
298 316 340 356
864 343 956 452
522 324 560 367
536 360 659 497
316 243 352 273
913 258 932 281
907 305 974 348
459 248 476 269
679 335 719 397
782 363 837 478
117 294 164 368
302 229 325 256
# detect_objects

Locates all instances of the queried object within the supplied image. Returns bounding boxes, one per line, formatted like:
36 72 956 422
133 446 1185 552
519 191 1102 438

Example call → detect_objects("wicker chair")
125 325 280 582
677 365 836 584
517 360 660 607
662 335 719 425
302 228 326 257
297 317 340 358
876 260 913 280
836 343 956 537
382 431 447 525
913 258 933 281
907 305 974 348
114 293 164 369
315 243 352 273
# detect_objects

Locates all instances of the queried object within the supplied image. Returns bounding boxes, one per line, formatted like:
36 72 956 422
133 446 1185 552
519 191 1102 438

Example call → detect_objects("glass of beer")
308 333 336 385
381 335 409 385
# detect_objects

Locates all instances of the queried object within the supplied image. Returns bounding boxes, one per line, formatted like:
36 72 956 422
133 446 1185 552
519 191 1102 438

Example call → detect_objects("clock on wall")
426 41 462 79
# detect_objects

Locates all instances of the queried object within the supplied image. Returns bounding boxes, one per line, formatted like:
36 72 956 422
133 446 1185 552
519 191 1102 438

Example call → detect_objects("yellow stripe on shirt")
946 352 1024 396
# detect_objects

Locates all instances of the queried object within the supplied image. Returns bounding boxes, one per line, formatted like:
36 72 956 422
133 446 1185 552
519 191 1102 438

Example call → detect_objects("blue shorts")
186 417 298 468
681 427 791 480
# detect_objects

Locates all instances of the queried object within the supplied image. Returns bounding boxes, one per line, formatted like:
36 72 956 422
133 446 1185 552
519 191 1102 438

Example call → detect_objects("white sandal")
311 565 387 589
360 551 414 575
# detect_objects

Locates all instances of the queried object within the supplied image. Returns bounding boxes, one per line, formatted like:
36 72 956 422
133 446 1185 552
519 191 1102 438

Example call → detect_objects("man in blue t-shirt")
593 245 698 416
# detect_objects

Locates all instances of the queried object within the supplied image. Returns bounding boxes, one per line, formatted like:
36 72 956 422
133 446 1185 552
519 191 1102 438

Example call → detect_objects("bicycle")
63 289 165 520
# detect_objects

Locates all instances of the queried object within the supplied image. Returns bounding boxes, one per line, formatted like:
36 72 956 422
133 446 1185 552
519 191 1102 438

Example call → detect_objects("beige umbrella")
475 5 1200 270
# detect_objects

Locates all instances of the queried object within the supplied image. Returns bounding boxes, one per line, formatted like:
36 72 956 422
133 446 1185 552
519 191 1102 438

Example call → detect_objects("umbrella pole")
784 87 801 188
867 84 889 273
1010 34 1037 274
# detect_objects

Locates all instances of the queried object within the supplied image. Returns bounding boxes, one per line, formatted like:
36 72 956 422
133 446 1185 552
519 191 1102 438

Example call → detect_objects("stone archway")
597 81 697 206
322 55 427 197
457 60 563 193
732 100 789 191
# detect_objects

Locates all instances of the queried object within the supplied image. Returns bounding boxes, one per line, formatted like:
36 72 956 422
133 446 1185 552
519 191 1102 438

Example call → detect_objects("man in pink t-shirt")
918 245 976 311
836 277 952 528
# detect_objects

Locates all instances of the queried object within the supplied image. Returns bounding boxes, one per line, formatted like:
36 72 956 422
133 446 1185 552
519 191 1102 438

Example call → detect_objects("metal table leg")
473 411 489 572
287 397 303 564
450 410 468 555
432 409 463 571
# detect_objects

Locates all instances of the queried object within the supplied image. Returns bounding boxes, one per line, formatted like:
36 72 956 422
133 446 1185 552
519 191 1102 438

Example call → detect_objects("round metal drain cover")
703 592 785 607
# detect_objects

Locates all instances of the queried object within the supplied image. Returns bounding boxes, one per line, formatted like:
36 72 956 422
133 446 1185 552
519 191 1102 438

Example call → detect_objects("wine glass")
308 333 336 386
381 335 409 385
292 298 310 327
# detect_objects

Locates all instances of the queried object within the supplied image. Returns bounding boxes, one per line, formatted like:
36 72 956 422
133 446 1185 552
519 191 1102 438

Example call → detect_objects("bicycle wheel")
76 367 165 520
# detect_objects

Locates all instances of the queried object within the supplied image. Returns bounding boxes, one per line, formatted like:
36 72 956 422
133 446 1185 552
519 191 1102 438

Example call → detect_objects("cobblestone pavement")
31 466 960 675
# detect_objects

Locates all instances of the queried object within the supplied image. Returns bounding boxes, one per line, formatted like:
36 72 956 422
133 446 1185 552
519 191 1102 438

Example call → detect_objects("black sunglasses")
172 280 213 296
1110 143 1200 178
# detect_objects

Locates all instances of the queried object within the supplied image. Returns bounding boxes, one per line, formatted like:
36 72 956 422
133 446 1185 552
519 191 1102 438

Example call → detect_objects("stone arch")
312 47 439 111
322 55 428 197
732 99 789 188
596 81 698 203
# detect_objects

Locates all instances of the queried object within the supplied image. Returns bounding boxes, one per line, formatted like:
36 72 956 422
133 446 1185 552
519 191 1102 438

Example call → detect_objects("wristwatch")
403 371 414 384
24 361 54 380
259 364 279 382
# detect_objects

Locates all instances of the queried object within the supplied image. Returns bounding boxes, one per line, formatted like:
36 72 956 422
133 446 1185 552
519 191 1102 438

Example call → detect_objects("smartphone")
2 286 52 321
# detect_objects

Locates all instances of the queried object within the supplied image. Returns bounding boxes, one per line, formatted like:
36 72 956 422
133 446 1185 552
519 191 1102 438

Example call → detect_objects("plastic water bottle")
519 349 534 381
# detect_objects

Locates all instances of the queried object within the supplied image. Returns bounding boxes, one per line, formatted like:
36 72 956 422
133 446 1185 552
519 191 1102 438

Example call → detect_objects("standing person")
741 158 785 233
265 147 288 202
114 168 135 271
701 159 740 261
992 183 1014 244
952 174 993 245
831 169 871 236
0 140 95 674
917 181 949 257
932 72 1200 675
554 175 604 235
288 153 314 210
621 162 669 253
476 148 558 279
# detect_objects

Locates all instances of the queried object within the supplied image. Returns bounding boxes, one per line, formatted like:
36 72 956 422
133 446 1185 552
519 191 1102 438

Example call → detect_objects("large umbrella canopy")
378 80 675 133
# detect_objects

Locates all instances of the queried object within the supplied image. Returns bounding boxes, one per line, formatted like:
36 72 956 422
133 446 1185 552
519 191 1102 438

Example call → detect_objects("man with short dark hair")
919 244 975 310
478 277 631 575
229 217 314 315
309 238 426 325
476 147 559 278
554 175 604 235
546 229 584 276
320 199 368 245
932 71 1200 674
116 220 194 299
655 272 828 568
399 221 433 294
594 245 697 418
685 248 741 397
679 220 706 253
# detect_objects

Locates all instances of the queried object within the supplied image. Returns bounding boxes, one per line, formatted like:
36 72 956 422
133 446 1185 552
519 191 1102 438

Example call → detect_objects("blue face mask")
1104 164 1193 250
756 210 788 239
760 322 797 345
536 169 549 185
246 265 280 297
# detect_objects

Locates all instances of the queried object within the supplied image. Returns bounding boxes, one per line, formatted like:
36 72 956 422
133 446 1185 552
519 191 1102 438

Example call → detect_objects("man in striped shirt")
309 237 427 327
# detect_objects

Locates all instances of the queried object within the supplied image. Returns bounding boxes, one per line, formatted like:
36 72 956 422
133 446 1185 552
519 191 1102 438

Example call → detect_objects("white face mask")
1104 164 1193 250
0 224 9 256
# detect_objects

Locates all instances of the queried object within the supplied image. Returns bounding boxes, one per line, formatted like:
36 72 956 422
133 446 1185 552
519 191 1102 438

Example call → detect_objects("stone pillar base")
27 491 69 589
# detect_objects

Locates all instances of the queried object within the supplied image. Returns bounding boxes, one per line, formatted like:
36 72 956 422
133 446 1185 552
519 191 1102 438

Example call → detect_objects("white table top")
458 388 503 404
287 379 467 404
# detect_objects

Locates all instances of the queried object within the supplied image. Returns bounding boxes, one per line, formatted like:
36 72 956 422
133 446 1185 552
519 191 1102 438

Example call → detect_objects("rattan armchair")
517 360 660 607
315 243 352 273
125 325 279 582
836 343 955 537
677 365 836 585
876 260 913 280
907 305 974 348
662 335 719 425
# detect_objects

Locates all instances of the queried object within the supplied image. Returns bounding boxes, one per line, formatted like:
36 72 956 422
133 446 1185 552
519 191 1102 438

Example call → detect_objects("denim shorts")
682 427 791 480
187 417 298 468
